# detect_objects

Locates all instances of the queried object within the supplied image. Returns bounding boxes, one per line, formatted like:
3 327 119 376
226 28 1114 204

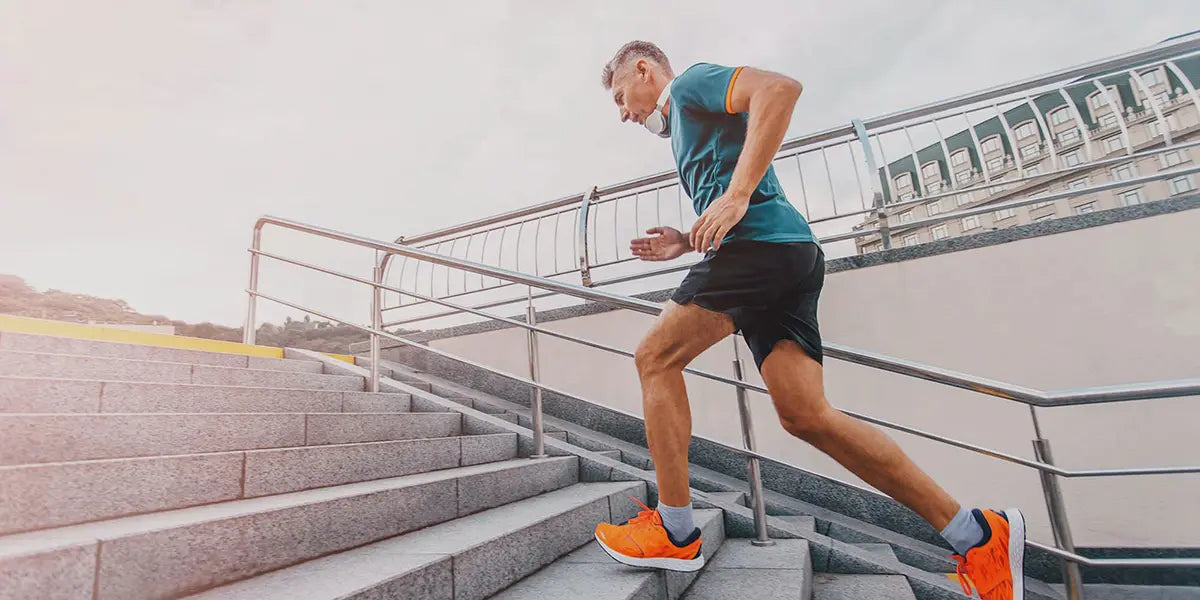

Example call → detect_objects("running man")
591 41 1026 600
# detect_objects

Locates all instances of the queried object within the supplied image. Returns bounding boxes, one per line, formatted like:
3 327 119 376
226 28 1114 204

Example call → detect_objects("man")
591 41 1026 600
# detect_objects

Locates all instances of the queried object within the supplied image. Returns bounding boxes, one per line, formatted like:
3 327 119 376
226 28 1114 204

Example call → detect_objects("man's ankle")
657 501 696 544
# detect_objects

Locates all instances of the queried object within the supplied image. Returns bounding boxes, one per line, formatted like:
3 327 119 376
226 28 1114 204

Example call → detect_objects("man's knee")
777 403 837 441
634 337 681 378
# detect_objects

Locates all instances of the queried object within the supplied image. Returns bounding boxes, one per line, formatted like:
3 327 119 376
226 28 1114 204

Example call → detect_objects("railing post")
526 287 548 458
1030 406 1084 600
851 119 892 249
733 342 774 546
576 187 598 287
243 226 263 345
369 255 384 394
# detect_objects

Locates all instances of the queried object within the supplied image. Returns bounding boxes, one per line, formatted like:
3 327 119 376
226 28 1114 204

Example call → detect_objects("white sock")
941 506 986 555
657 501 696 544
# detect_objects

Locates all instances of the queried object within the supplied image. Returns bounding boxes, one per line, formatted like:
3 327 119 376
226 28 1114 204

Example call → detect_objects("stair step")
854 543 898 561
0 457 579 600
0 332 324 373
0 433 518 534
812 573 916 600
703 491 746 506
0 377 412 414
0 412 463 465
778 515 817 533
0 350 363 390
186 481 643 600
595 449 622 460
494 508 726 600
683 539 813 599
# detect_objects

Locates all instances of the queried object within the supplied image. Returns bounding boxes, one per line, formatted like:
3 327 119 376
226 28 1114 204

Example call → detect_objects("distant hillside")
0 274 386 354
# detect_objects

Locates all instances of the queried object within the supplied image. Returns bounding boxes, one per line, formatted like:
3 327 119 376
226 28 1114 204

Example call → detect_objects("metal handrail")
244 215 1200 576
396 35 1200 249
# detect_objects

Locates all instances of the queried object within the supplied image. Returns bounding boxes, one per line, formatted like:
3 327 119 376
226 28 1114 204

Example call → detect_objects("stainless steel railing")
380 36 1200 333
243 215 1200 600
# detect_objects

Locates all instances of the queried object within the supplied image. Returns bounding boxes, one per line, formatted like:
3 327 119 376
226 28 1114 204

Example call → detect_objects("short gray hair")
601 40 671 89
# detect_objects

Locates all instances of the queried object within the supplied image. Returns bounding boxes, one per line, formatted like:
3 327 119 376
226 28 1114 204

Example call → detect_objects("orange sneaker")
594 497 705 572
953 508 1026 600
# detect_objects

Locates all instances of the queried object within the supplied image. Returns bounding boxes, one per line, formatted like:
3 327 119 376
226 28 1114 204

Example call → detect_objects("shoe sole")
594 533 706 572
1007 507 1026 600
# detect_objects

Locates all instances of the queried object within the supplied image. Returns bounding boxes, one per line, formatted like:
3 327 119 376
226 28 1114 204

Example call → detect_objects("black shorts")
670 241 824 370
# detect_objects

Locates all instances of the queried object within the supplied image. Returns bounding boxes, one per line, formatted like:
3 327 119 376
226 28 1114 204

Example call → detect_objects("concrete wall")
424 207 1200 547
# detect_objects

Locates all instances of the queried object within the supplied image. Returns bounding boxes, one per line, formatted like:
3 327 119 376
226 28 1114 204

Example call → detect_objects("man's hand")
690 191 749 253
630 226 691 261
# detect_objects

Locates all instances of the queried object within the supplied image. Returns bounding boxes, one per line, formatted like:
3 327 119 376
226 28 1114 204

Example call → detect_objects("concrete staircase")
5 331 1192 599
0 332 643 599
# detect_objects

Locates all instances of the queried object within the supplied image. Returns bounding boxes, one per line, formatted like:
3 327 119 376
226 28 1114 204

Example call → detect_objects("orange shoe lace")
625 496 659 526
954 541 1015 599
953 555 974 596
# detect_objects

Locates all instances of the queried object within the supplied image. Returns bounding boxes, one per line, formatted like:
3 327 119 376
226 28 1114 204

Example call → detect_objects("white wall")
429 209 1200 547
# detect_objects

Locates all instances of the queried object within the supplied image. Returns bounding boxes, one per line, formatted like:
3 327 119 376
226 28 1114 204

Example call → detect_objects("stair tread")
0 332 324 372
495 509 725 600
812 573 916 600
0 457 574 558
185 481 641 600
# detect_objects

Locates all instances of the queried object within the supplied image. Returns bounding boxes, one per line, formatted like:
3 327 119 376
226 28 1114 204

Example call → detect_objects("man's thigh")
758 339 828 418
637 301 736 368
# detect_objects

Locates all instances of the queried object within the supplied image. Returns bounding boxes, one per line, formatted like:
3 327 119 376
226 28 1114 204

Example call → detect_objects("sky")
2 0 1198 328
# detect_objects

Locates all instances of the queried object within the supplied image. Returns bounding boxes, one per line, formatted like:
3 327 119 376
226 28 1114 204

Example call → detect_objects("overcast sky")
2 0 1197 327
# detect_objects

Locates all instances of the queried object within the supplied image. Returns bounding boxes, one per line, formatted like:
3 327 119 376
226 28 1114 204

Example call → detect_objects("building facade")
855 52 1200 253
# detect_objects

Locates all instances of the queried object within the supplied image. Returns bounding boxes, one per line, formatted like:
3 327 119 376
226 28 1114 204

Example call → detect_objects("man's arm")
690 67 803 252
725 68 803 200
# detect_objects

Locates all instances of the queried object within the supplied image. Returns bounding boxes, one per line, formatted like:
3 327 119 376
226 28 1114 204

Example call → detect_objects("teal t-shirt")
668 63 814 245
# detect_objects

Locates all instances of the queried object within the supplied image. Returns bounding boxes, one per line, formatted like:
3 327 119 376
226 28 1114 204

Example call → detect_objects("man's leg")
758 339 959 529
634 301 736 508
593 301 735 572
759 339 1026 599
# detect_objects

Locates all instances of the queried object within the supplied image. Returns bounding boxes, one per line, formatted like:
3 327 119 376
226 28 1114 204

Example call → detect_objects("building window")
1025 163 1041 176
1139 68 1165 87
1020 143 1040 159
994 207 1017 220
1111 163 1136 181
1171 175 1195 195
1147 114 1180 137
981 136 1003 154
1074 202 1096 215
1058 128 1081 145
956 170 974 184
987 157 1005 171
1161 150 1186 168
1031 192 1054 210
1050 107 1071 126
900 211 914 223
1098 112 1119 129
1089 91 1109 111
1103 136 1125 154
894 172 913 189
951 149 970 167
932 224 949 240
903 234 920 247
922 162 941 181
962 215 981 230
1068 178 1089 190
956 193 973 206
1154 91 1172 107
1120 189 1143 206
1062 151 1083 167
898 191 916 202
927 200 944 216
1015 121 1038 139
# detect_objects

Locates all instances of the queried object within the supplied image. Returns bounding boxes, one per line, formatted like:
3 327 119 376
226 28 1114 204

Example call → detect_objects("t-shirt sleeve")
671 63 745 115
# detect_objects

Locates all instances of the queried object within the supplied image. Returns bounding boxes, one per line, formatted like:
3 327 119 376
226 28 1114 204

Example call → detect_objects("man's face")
610 60 661 126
